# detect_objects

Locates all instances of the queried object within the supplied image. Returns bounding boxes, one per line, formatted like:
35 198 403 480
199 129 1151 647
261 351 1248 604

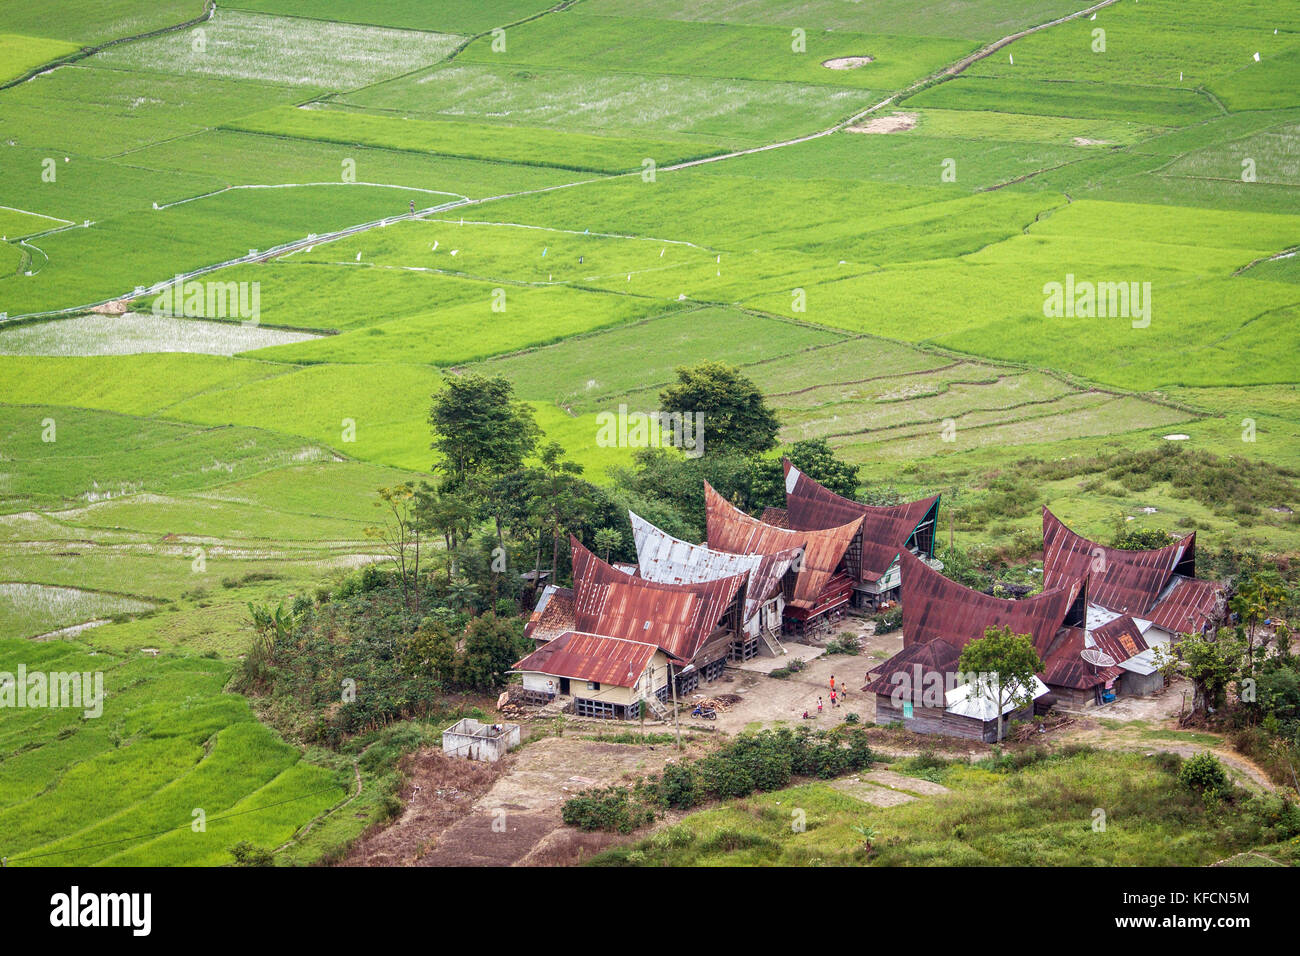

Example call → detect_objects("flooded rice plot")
0 312 321 357
0 582 154 640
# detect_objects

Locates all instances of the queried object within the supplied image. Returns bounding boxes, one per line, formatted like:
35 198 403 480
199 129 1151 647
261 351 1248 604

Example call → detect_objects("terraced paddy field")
0 0 1296 866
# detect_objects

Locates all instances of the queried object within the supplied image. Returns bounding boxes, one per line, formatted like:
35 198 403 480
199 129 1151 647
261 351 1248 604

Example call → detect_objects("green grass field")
0 0 1296 867
593 750 1295 867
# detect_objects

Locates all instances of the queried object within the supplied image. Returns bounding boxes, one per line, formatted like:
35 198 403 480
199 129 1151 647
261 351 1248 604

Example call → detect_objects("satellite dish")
1081 648 1116 668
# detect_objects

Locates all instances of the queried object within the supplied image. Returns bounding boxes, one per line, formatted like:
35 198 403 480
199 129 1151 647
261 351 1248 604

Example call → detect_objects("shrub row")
562 726 876 831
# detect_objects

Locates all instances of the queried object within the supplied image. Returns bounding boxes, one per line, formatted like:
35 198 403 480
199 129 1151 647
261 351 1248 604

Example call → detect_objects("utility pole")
668 661 682 751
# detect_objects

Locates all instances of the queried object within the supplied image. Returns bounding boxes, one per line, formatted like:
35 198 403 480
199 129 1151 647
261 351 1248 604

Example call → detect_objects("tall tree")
365 482 430 611
1179 627 1246 714
659 361 779 454
528 443 591 581
429 373 540 491
418 484 475 583
594 527 623 563
1230 570 1288 673
957 625 1044 743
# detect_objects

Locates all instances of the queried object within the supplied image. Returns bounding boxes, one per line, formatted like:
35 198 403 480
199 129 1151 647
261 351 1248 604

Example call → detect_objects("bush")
656 762 699 810
1179 752 1229 796
561 786 655 833
229 842 275 866
824 635 860 655
696 754 756 799
769 657 806 680
872 607 903 634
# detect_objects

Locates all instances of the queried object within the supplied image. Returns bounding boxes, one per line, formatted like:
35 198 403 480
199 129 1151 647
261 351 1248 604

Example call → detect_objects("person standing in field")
830 674 835 693
817 697 823 715
409 199 415 216
830 689 838 708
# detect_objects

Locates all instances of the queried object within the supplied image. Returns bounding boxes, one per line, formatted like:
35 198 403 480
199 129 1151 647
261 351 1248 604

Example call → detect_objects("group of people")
802 674 848 719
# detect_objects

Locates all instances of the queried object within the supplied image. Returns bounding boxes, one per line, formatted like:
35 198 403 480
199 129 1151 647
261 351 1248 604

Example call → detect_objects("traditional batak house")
627 511 801 657
568 536 748 692
767 460 941 609
704 481 864 639
865 549 1086 737
513 631 673 721
1041 507 1225 697
516 536 748 715
864 636 1052 743
523 583 575 644
897 548 1089 654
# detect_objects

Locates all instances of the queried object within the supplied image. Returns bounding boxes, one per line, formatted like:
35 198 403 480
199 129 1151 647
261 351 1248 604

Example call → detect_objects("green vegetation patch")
90 9 464 90
228 106 727 174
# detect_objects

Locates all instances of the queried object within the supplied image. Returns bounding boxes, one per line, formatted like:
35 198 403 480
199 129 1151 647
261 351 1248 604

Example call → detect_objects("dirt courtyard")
684 618 902 733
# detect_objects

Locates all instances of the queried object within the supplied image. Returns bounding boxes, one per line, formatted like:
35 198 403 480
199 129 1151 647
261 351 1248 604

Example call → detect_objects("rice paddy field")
0 0 1296 866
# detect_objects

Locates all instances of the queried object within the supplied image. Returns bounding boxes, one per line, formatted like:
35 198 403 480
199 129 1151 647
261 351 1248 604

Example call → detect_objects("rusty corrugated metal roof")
704 482 862 609
524 585 574 642
629 512 798 625
514 630 659 687
1041 626 1122 690
570 535 745 662
900 548 1086 654
1092 614 1149 663
782 459 940 582
863 639 962 698
1145 575 1223 635
1042 507 1194 616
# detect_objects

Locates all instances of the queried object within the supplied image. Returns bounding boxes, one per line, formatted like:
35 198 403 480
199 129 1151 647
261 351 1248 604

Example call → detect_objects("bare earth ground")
822 56 874 69
704 618 901 733
832 768 952 807
343 735 699 867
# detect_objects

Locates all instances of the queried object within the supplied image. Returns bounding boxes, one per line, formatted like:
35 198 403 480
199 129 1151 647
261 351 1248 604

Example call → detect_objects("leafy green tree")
594 526 624 563
429 373 540 489
1231 570 1288 673
659 362 779 454
1112 525 1176 551
456 613 526 692
418 484 475 583
527 442 614 581
1253 665 1300 722
402 622 457 687
365 482 431 611
957 625 1044 743
611 446 758 536
1178 627 1246 714
750 438 860 509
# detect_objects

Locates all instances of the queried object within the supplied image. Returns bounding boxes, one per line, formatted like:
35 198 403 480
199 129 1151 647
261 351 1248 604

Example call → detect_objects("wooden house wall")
874 697 948 736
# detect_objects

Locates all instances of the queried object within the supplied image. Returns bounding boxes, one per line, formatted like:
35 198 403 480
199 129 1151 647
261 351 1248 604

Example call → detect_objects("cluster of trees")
371 364 870 611
238 570 532 745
